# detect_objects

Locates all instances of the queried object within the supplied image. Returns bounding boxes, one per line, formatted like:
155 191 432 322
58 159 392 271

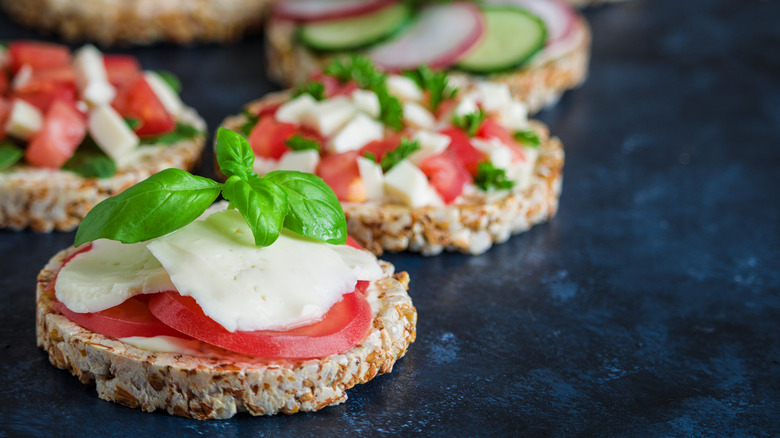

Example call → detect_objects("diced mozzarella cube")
144 71 183 117
328 113 384 153
82 81 117 108
386 75 423 101
276 149 320 174
454 93 479 116
275 94 318 125
384 160 443 207
357 156 384 201
302 96 356 137
4 99 43 140
471 137 514 170
11 64 32 90
351 89 381 118
408 130 450 165
499 100 529 131
88 105 139 163
403 101 435 130
73 44 115 106
253 156 278 175
475 81 512 113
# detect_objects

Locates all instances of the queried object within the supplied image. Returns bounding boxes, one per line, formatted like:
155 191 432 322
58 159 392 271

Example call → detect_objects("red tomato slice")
248 116 297 160
418 150 470 204
148 290 372 359
0 72 9 96
477 118 526 162
311 73 360 98
439 127 485 175
316 150 366 202
25 99 87 168
103 55 141 90
13 81 77 113
359 134 402 163
112 75 175 137
27 65 77 87
8 41 71 74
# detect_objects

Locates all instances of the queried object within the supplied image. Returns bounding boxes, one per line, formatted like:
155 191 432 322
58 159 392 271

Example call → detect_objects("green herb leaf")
124 118 141 131
264 171 347 245
452 108 487 137
74 168 223 246
513 129 541 148
377 89 403 131
240 110 260 137
222 176 288 247
380 138 420 172
363 152 377 163
152 70 182 94
294 81 325 101
285 134 320 152
474 161 515 191
62 136 117 178
404 65 458 111
0 142 23 170
140 122 202 145
215 127 256 180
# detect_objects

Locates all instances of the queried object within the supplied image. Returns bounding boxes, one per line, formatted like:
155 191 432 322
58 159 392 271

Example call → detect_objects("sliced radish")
484 0 577 46
369 2 485 71
273 0 400 22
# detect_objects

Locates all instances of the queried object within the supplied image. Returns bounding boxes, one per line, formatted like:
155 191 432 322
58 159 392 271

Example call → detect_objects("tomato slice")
0 72 9 96
248 116 297 160
477 118 526 162
418 150 470 204
8 41 71 74
316 150 366 202
359 133 402 163
13 81 77 113
148 290 372 359
112 75 175 137
25 99 87 168
439 127 486 175
103 55 141 90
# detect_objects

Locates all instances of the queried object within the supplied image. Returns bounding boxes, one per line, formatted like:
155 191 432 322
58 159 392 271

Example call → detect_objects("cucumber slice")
455 7 547 74
298 4 411 52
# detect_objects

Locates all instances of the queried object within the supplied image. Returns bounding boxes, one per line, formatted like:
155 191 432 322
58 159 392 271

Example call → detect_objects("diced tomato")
434 96 459 120
477 118 526 162
13 81 76 113
148 290 372 359
103 55 141 90
0 72 8 96
418 150 470 204
248 116 297 160
0 98 11 140
25 99 87 168
255 101 282 118
316 150 366 202
112 75 175 137
359 133 402 163
311 72 359 98
28 64 77 87
8 41 71 74
439 127 485 175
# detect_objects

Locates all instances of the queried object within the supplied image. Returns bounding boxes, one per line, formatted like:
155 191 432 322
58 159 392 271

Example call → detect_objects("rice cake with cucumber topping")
266 0 590 113
221 56 564 255
0 41 206 232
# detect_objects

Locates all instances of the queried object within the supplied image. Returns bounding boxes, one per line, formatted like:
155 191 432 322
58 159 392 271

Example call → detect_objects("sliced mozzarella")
302 96 356 137
384 159 443 207
88 105 140 163
276 149 320 173
351 89 381 118
253 156 278 175
73 44 116 106
507 146 539 191
144 71 183 117
408 130 450 165
403 101 435 130
275 93 318 124
475 81 512 114
55 239 175 313
472 137 514 170
4 99 42 140
120 336 204 356
147 209 383 332
386 75 423 102
357 156 384 201
498 100 529 131
328 112 384 153
11 64 32 90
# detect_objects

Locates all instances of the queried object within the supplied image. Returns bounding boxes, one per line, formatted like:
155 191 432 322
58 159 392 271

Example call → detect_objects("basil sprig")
74 128 347 247
0 142 23 170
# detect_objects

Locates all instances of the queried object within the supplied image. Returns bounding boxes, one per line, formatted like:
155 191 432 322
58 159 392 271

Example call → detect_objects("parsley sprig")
513 129 541 148
452 108 487 137
294 81 326 101
474 161 515 191
366 138 421 172
74 128 347 248
404 65 458 111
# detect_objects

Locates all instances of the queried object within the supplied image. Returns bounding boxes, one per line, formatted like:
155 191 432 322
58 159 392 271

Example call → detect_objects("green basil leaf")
140 122 202 145
74 168 222 246
240 110 259 137
285 134 320 152
513 129 541 148
124 118 141 131
215 127 255 179
263 171 347 245
0 142 23 170
62 136 117 178
222 176 288 247
153 70 182 94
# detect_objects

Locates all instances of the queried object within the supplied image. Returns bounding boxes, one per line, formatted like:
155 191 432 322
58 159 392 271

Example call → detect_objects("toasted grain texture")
37 248 416 419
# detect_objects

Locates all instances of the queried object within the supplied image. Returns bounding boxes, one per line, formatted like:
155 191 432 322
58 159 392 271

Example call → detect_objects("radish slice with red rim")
274 0 401 22
369 2 485 72
484 0 577 46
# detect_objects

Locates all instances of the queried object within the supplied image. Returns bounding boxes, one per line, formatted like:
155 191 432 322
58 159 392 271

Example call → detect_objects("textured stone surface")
1 0 779 435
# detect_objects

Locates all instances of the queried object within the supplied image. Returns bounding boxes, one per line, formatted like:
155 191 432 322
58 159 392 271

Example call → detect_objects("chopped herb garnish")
285 135 320 152
474 161 515 191
0 142 23 170
153 70 182 94
380 138 420 172
293 81 326 101
62 136 117 178
124 118 141 131
513 129 541 148
363 152 378 163
140 122 203 145
452 108 487 137
404 65 458 111
240 110 260 137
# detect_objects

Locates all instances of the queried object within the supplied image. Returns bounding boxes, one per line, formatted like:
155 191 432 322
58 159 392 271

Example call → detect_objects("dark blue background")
1 0 779 436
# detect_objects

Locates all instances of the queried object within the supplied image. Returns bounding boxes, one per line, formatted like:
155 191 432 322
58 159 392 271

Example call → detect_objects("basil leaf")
215 127 255 179
140 122 202 145
240 110 259 137
62 136 117 178
153 70 182 94
285 134 320 152
74 168 222 246
513 129 541 148
264 171 347 245
124 118 141 131
223 176 288 247
0 142 23 170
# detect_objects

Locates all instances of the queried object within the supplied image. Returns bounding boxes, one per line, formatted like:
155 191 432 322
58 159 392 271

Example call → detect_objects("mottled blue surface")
1 0 779 436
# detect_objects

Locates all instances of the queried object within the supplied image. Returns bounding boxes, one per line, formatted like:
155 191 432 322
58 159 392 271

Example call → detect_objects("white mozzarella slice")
252 156 278 175
275 93 318 124
4 99 43 140
357 156 384 201
276 149 320 173
475 81 512 114
386 75 423 101
383 159 443 207
402 101 435 130
408 130 451 165
328 112 384 153
144 71 183 117
88 105 139 162
11 64 32 90
351 89 381 118
499 101 529 131
302 96 356 137
73 44 115 106
471 137 514 170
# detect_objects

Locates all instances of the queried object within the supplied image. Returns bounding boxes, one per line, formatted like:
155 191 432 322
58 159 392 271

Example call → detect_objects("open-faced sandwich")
0 41 206 232
221 56 564 255
36 128 416 419
266 0 589 113
0 0 271 45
